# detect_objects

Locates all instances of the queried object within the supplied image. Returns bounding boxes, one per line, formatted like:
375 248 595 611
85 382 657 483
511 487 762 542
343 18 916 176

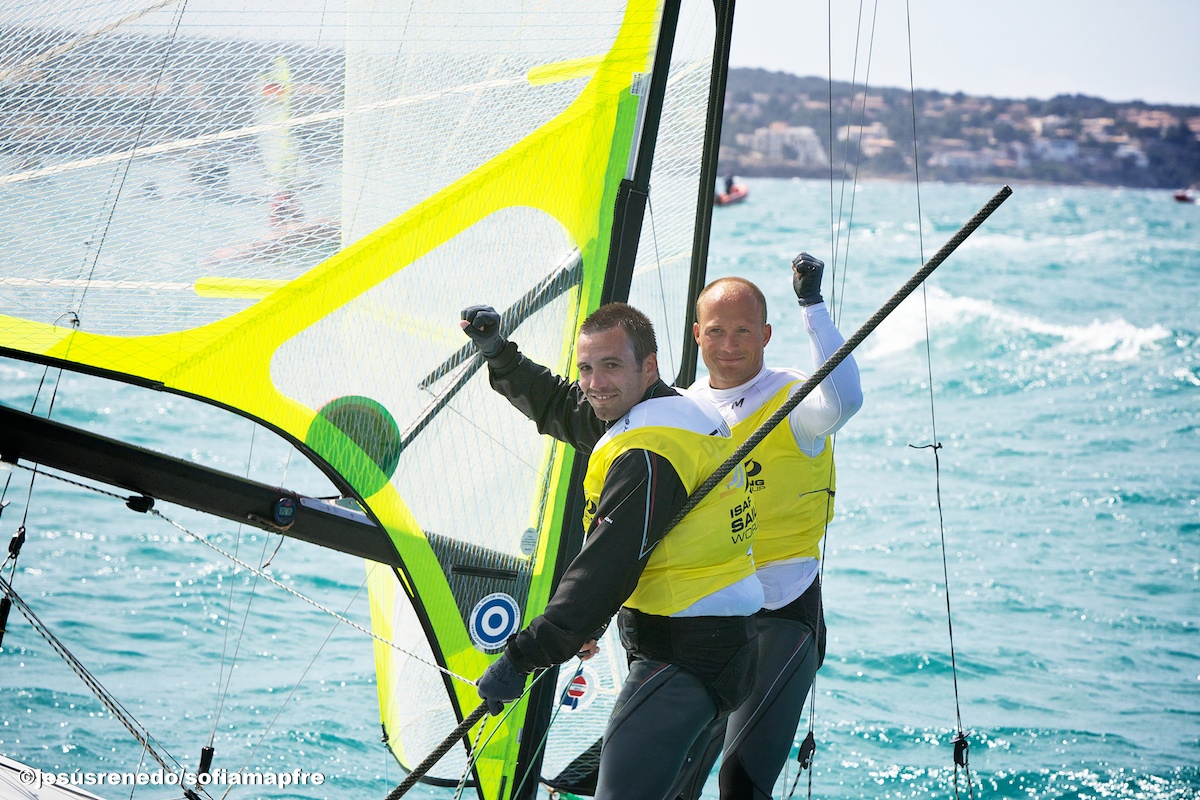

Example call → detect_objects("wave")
861 286 1172 363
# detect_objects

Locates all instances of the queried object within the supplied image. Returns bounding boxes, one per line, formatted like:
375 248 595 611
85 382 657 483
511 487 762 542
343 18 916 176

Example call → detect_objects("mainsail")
0 1 731 798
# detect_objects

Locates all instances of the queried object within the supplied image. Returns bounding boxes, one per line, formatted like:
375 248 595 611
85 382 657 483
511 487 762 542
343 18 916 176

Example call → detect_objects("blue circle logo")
469 593 521 651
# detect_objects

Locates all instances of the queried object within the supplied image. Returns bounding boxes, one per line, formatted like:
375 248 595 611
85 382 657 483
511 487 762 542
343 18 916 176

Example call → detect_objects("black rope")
384 702 489 800
661 186 1012 535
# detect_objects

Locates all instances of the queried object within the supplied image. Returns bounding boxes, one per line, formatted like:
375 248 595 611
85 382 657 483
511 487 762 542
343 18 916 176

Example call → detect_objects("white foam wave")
861 286 1171 362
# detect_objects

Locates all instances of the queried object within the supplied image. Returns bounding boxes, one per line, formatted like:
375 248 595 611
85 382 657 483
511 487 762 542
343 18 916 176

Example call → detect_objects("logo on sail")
469 593 522 652
555 666 600 712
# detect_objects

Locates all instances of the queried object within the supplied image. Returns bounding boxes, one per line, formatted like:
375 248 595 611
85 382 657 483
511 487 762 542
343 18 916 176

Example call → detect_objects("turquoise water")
1 179 1197 799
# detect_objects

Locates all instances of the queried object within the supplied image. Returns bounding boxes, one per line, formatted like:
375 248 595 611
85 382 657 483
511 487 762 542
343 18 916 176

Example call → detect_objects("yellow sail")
0 1 727 796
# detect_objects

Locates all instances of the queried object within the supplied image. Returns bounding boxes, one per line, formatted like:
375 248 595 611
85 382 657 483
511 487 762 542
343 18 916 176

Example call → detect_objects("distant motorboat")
1172 187 1197 204
715 182 749 206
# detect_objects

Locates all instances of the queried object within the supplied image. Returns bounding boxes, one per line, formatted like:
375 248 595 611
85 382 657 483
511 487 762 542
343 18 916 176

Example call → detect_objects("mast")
600 0 683 306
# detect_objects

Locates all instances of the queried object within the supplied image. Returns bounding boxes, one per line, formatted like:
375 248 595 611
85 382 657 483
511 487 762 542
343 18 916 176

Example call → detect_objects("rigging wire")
0 319 79 645
129 745 152 800
785 3 877 795
511 659 595 799
218 579 372 800
72 0 191 322
902 1 975 796
384 669 558 800
152 504 475 683
4 461 474 686
207 425 272 752
645 195 676 379
0 573 211 800
825 0 836 277
260 449 293 569
3 314 80 554
833 0 881 309
829 0 868 280
452 715 489 800
791 2 979 795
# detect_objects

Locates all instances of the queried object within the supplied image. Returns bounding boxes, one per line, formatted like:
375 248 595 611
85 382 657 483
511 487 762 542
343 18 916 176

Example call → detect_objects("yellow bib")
734 381 835 564
582 397 758 616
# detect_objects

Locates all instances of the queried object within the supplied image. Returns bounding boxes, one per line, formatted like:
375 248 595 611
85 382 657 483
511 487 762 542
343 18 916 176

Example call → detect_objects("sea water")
0 179 1196 799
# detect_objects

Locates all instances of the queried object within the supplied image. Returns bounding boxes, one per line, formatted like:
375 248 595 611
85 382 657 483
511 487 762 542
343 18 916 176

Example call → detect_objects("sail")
0 1 727 797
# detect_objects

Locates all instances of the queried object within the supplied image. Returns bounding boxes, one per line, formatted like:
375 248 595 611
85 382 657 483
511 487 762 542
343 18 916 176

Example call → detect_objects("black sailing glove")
461 305 507 358
477 651 528 715
791 252 825 307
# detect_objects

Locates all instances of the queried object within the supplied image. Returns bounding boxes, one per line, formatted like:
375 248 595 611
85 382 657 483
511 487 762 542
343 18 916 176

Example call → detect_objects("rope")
0 574 211 800
385 661 564 799
452 714 489 800
909 445 975 800
900 6 975 794
5 462 473 685
384 702 489 800
208 427 265 749
662 186 1013 534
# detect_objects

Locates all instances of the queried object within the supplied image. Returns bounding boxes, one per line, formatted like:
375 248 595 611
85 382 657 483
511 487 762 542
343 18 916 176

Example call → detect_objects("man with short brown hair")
462 301 763 800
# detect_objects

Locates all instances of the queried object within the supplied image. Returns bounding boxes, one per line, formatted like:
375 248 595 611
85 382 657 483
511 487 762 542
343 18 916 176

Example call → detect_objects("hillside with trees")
719 69 1200 188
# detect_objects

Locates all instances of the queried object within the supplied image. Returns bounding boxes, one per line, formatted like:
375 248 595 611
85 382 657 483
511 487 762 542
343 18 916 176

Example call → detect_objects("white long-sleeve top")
686 301 863 608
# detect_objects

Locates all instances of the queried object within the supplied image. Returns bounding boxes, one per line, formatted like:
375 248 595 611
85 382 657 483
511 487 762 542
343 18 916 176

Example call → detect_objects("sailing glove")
477 651 528 715
792 252 825 307
461 305 508 358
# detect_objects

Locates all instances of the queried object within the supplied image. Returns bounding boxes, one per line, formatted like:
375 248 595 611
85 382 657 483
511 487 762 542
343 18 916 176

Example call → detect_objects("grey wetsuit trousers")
594 658 722 800
673 578 825 800
594 610 759 800
717 616 818 798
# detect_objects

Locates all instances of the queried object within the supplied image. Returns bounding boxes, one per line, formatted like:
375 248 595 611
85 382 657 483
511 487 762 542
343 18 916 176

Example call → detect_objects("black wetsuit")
485 342 758 800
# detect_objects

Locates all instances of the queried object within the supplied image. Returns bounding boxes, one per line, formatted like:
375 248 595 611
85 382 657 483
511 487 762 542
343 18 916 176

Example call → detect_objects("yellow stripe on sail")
526 54 606 86
193 278 288 299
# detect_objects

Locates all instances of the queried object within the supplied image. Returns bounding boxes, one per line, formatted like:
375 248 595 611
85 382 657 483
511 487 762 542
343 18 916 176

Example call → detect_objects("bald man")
677 253 862 799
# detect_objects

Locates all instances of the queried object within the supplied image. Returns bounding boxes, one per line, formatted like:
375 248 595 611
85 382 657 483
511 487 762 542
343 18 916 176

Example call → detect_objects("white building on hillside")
737 122 828 167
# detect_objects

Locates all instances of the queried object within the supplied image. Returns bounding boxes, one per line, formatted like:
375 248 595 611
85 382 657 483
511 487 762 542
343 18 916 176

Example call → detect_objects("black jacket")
486 341 690 672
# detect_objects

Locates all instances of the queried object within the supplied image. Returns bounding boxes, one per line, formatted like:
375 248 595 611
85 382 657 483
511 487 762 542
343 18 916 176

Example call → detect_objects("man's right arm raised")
461 304 606 452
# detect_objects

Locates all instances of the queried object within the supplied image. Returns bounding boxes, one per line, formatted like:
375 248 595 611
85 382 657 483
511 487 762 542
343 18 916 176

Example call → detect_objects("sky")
729 0 1200 108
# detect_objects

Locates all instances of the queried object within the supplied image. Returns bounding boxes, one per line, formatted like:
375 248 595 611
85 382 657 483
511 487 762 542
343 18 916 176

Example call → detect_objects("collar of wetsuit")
604 380 677 429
